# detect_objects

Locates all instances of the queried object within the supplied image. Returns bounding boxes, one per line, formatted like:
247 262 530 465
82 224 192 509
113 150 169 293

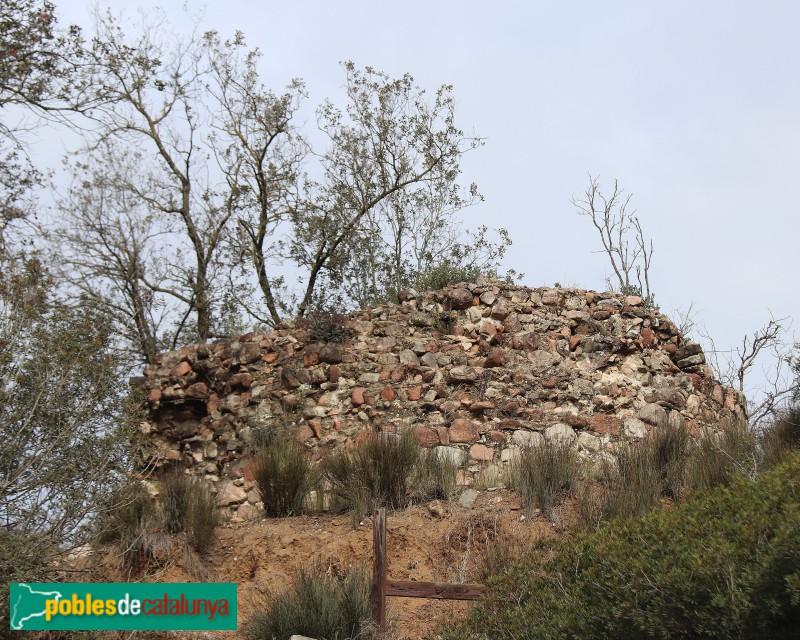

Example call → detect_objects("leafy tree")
0 4 139 631
54 9 493 361
288 62 484 315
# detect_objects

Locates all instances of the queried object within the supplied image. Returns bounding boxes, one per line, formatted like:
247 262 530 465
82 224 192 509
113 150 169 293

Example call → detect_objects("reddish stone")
328 364 340 383
641 327 656 347
563 413 589 429
664 343 677 354
185 382 209 399
261 352 279 364
308 420 322 439
242 460 257 482
228 372 253 390
469 444 494 461
487 430 506 443
585 292 596 304
589 414 621 436
381 385 396 402
541 376 557 389
498 419 525 430
304 351 320 367
351 387 366 406
170 361 192 377
469 401 495 413
436 426 450 445
484 347 504 368
148 387 162 404
569 336 582 351
450 418 479 443
408 386 422 401
712 384 724 405
207 393 220 414
411 425 439 446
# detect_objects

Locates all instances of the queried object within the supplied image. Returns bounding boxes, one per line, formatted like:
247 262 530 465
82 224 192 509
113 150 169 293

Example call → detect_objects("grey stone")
399 349 420 366
420 352 439 369
434 446 467 466
458 489 479 507
622 417 648 439
544 423 576 447
677 354 706 369
638 403 668 427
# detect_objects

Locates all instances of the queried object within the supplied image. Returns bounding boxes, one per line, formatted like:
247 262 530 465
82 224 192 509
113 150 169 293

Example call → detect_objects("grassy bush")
253 437 320 517
509 440 579 521
580 423 690 527
95 481 169 572
686 422 758 491
412 446 458 501
414 261 483 293
761 404 800 469
246 562 373 640
323 431 419 523
160 471 220 553
442 453 800 640
98 475 218 569
297 310 352 343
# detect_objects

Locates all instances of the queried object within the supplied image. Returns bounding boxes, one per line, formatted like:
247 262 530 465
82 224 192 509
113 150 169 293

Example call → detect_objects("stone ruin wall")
133 280 747 517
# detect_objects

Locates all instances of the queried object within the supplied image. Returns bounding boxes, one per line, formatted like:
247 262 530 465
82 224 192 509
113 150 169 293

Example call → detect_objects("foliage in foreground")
246 563 373 640
442 453 800 640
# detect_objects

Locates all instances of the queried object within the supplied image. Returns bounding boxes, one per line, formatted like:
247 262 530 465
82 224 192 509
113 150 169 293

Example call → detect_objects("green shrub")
509 440 579 521
443 453 800 640
246 562 373 640
1 530 53 637
253 437 320 517
323 431 419 523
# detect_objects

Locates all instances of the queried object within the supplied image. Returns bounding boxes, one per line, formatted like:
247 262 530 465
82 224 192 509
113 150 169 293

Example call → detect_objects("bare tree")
701 316 795 427
573 175 654 302
72 9 234 344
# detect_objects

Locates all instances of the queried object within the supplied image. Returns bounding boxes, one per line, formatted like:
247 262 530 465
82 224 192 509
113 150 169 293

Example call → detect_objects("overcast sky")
43 0 799 398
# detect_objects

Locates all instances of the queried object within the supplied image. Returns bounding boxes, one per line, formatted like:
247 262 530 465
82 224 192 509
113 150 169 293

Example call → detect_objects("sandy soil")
86 490 562 640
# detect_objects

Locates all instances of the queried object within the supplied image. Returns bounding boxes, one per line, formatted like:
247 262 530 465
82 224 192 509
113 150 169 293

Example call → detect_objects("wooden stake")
371 507 387 630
